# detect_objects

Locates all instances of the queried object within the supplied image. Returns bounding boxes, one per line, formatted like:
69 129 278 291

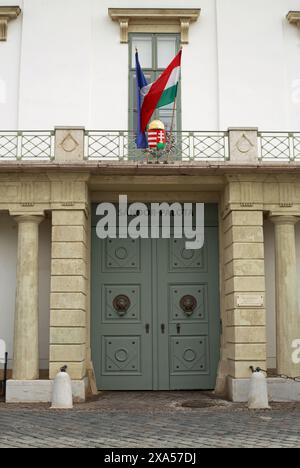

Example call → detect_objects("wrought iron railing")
0 131 54 160
85 131 229 162
259 132 300 161
1 130 300 162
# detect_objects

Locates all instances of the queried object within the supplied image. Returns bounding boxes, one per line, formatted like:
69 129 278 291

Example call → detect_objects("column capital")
13 215 44 225
269 215 300 226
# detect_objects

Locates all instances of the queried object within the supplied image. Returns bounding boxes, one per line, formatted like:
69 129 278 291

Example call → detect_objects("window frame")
128 33 182 134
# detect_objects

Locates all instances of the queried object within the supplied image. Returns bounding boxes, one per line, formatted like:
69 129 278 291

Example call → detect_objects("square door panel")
169 238 208 272
103 238 141 272
170 336 209 374
102 336 141 374
169 284 208 322
102 285 141 322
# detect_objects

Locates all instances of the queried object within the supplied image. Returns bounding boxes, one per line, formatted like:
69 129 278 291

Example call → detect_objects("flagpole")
167 47 182 154
170 97 177 134
167 96 177 155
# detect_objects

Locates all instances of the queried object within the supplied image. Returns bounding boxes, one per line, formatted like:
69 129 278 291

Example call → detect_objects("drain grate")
181 400 227 409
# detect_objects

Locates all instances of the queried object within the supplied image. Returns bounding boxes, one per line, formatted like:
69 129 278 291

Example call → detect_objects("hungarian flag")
140 50 182 133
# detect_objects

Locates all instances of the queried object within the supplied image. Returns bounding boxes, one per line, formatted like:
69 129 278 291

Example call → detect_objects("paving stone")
0 392 299 448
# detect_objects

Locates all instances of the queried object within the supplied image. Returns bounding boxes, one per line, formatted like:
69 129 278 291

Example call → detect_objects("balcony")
0 129 300 166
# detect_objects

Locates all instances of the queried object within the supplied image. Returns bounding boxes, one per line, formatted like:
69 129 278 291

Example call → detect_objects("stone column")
270 216 300 378
13 215 44 380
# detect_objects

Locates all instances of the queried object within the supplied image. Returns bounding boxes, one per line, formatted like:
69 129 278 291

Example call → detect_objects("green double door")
92 204 220 391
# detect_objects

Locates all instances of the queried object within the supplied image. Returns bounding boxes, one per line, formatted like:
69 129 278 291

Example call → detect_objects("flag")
135 52 148 149
140 50 182 133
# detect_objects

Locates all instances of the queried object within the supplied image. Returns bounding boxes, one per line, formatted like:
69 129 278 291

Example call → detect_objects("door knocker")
113 295 131 317
180 295 197 317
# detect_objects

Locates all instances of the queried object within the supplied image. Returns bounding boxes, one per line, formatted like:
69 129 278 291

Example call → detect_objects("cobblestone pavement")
0 392 299 448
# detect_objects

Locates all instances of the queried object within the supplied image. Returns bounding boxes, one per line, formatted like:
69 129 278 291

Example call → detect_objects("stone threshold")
6 379 88 404
228 377 300 402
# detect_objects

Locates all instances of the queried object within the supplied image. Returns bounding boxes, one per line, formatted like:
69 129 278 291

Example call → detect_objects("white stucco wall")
0 0 299 131
264 220 300 370
0 214 51 370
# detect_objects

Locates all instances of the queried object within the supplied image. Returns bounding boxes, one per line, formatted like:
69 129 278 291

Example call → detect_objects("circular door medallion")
180 295 197 316
181 248 195 261
115 247 128 260
115 348 128 363
183 348 196 362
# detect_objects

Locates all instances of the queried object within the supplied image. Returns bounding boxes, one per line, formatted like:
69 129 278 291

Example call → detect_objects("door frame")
90 196 222 391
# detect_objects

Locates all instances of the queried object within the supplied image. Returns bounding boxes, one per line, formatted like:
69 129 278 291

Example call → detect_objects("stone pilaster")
270 216 300 378
54 127 85 163
13 215 44 380
224 210 267 379
49 210 88 380
228 128 258 164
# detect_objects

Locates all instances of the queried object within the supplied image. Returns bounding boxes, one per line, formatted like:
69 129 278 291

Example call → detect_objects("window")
129 34 181 133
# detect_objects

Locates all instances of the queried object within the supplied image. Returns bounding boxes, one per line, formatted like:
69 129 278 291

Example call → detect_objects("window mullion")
153 34 157 72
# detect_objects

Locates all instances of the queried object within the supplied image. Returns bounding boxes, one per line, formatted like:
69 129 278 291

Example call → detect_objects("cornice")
0 6 21 41
108 8 201 44
287 11 300 26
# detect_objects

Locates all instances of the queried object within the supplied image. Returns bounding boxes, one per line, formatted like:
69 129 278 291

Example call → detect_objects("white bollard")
51 366 73 409
248 367 270 410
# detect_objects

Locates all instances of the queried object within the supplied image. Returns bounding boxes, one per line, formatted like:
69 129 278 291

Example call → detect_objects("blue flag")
135 52 148 149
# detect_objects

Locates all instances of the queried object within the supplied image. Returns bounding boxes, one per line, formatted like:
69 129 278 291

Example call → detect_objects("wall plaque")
236 294 264 308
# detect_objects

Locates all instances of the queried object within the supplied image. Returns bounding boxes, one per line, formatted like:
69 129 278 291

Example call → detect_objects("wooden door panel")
92 233 153 390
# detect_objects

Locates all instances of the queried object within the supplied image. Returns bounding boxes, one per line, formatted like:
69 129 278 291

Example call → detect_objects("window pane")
158 108 177 132
157 36 177 68
133 110 138 134
131 36 152 69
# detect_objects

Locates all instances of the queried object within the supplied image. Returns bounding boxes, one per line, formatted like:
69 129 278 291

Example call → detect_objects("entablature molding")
0 6 21 41
108 8 201 44
223 173 300 217
0 172 89 210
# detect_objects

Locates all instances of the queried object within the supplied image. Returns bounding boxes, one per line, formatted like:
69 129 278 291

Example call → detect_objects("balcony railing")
85 131 229 162
259 132 300 161
0 131 54 160
1 130 300 163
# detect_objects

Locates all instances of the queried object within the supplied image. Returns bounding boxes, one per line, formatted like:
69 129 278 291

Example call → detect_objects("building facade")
0 0 300 403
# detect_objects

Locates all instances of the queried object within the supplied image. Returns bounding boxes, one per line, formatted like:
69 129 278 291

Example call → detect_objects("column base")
228 376 300 402
6 379 88 404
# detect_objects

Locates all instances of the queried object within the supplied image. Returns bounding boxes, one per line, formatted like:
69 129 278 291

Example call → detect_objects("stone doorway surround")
0 126 299 403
